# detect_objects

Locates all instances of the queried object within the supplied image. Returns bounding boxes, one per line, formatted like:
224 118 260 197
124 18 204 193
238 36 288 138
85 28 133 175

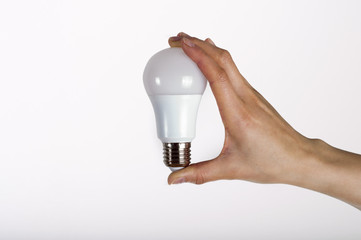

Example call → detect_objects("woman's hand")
167 32 313 185
167 33 361 210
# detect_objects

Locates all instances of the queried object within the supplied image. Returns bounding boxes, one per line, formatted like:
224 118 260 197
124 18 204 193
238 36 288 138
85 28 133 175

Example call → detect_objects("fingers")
168 158 227 185
180 37 241 123
168 36 182 47
169 36 214 48
167 32 190 47
169 33 249 95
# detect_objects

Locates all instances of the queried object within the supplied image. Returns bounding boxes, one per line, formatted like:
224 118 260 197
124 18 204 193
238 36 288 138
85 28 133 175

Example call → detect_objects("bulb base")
163 142 191 168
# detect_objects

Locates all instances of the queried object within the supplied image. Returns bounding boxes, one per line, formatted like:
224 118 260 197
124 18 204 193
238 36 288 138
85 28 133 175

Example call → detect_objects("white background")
0 0 361 239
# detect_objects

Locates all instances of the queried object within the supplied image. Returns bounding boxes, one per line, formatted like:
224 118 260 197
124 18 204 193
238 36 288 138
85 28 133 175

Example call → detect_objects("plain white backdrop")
0 0 360 239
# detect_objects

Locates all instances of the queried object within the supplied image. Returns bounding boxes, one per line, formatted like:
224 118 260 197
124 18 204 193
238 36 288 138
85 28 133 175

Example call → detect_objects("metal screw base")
163 142 191 168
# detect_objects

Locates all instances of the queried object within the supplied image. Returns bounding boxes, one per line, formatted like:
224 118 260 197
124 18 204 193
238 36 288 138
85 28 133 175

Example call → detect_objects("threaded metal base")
163 142 191 168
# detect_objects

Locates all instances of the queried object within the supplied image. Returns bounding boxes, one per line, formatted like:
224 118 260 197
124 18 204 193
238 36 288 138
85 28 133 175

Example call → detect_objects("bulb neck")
163 142 191 168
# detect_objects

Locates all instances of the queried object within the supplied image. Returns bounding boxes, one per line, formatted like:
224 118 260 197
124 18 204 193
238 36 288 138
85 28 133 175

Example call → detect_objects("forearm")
286 138 361 210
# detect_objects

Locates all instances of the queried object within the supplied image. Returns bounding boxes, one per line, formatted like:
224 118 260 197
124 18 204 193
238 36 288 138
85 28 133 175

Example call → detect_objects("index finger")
171 33 250 95
180 37 245 125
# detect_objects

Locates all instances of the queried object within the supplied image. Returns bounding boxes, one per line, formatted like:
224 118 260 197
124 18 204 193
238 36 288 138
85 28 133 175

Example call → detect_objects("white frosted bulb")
143 47 207 171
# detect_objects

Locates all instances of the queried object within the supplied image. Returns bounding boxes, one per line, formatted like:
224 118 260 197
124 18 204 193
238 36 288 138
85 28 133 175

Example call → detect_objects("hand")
166 33 361 210
167 32 313 185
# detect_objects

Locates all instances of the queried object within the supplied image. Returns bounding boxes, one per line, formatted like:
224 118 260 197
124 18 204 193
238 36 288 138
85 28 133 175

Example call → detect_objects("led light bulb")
143 47 207 171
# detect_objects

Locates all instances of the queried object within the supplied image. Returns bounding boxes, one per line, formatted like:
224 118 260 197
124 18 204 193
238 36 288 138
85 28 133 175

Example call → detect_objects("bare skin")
167 32 361 210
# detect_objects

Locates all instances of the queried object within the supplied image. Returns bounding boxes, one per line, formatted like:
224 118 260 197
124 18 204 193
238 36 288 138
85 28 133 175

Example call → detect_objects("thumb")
167 158 226 185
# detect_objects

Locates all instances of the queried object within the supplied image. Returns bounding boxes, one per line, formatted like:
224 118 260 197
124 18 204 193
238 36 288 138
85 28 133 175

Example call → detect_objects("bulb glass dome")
143 47 206 96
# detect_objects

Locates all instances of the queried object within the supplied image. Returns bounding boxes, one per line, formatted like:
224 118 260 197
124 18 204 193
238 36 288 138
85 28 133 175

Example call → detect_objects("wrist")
280 137 328 188
282 137 361 208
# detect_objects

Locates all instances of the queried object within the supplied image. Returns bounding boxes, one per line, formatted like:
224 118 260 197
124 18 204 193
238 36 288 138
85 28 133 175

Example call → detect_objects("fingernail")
171 177 186 185
169 36 182 42
182 37 195 47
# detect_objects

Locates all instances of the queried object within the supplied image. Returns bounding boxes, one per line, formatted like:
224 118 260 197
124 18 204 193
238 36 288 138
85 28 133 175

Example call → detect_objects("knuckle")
219 49 232 64
195 171 206 185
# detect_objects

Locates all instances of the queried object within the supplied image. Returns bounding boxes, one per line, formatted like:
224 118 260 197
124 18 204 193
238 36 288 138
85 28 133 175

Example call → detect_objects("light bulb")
143 47 207 171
